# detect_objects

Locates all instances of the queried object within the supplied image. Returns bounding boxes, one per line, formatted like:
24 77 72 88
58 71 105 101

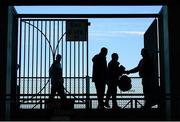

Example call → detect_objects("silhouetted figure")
92 47 108 109
104 53 125 109
49 54 66 102
125 48 159 109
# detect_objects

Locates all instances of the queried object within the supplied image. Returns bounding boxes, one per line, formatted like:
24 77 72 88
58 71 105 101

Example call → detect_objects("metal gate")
17 18 89 109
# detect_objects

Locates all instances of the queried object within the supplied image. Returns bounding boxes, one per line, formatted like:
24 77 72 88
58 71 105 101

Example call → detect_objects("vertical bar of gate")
32 21 34 99
40 21 43 101
78 41 80 101
82 42 86 104
53 21 56 99
86 21 90 109
36 21 39 102
44 21 47 98
82 41 84 103
65 23 68 97
52 19 54 93
19 19 22 105
23 21 26 100
56 20 59 99
57 21 59 54
58 21 61 68
70 41 72 98
49 21 51 94
27 21 30 100
61 21 63 72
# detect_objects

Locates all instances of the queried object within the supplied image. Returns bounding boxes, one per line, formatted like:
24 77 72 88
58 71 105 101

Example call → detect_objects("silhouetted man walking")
92 47 108 109
49 54 66 102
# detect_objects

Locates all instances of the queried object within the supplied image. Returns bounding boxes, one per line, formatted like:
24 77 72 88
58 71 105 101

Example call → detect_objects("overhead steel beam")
7 0 168 6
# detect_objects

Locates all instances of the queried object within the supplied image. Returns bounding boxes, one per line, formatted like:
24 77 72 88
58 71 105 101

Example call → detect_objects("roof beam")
8 0 167 6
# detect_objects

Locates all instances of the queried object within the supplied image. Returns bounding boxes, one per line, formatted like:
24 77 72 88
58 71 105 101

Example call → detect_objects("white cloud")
90 30 144 37
91 22 146 27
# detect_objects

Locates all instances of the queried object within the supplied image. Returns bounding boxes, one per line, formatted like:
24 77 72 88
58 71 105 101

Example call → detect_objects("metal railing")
15 77 147 109
17 94 145 109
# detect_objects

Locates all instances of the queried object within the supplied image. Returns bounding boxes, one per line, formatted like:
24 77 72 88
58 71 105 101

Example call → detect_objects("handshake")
119 65 131 75
123 70 131 75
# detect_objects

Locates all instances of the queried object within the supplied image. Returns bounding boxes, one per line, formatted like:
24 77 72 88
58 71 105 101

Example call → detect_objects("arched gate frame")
17 18 90 109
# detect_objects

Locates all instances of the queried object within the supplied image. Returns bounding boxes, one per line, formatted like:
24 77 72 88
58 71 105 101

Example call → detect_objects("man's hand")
124 70 130 75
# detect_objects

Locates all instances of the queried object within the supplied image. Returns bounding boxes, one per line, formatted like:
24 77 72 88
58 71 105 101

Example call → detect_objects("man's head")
100 47 108 56
56 54 62 62
111 53 119 61
141 48 149 58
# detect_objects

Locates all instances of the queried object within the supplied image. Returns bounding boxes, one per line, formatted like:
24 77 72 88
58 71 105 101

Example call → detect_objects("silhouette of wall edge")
168 4 180 120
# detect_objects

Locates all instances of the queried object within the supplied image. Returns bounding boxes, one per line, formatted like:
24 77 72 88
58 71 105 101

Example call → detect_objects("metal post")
86 21 90 109
86 76 90 109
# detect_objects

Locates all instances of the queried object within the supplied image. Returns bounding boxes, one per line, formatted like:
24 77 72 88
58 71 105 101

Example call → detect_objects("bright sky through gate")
15 6 162 97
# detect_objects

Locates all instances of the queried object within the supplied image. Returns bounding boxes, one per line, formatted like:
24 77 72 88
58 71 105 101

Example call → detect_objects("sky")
15 6 162 14
15 6 162 96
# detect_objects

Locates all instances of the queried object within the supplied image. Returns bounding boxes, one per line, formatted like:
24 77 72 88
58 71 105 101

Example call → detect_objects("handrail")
9 93 171 109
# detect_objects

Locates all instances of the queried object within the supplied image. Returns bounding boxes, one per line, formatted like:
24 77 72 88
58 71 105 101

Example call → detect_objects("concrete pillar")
0 1 8 120
0 3 18 120
168 4 180 120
